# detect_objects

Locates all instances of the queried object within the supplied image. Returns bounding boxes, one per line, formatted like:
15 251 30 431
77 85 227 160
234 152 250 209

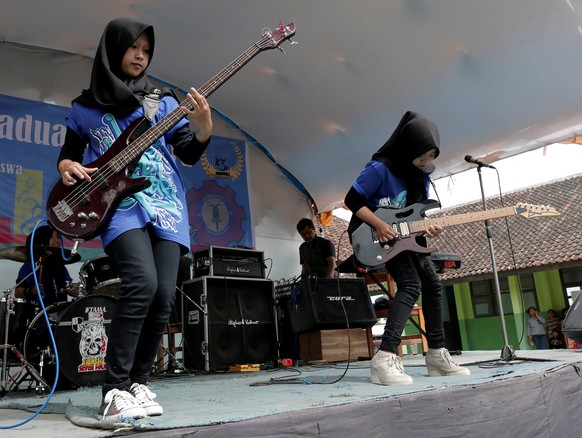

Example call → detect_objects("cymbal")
0 245 81 264
0 246 30 263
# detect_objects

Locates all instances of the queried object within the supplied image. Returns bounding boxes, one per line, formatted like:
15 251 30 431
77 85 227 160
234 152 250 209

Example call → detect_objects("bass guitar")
349 199 560 269
46 21 296 241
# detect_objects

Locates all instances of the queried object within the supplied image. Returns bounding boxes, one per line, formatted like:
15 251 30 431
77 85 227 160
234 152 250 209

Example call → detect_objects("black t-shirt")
299 235 335 278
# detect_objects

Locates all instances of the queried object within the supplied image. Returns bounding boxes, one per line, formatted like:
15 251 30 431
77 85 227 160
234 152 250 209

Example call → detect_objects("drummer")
14 225 76 305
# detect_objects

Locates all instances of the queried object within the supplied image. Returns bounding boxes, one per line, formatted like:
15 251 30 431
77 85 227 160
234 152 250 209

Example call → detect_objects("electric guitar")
349 199 560 269
46 21 296 241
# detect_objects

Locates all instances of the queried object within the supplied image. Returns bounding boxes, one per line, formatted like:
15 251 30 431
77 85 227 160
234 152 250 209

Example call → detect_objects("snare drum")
79 255 121 297
24 294 118 387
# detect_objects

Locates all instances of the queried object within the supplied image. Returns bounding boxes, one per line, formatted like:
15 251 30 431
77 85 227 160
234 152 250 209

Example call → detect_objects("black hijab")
73 18 156 116
372 111 440 204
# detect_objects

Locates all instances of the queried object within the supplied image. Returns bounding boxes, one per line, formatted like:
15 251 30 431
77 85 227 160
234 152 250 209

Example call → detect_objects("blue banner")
0 94 253 251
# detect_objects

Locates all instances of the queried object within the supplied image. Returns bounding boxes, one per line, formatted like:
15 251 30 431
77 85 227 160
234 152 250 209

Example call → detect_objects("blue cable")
0 221 61 430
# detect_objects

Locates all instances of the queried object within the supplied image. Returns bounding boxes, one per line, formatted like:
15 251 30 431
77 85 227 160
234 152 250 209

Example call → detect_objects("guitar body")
350 200 440 269
350 199 561 270
46 117 151 240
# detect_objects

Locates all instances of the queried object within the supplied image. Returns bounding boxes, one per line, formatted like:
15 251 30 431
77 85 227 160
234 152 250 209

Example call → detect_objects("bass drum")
24 295 118 388
79 255 121 297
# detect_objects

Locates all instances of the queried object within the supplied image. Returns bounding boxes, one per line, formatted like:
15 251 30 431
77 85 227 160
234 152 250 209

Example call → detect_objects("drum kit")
0 245 120 394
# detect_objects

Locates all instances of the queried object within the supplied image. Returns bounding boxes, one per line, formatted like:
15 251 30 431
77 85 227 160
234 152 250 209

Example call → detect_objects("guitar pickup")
398 222 410 237
77 187 91 205
93 173 109 190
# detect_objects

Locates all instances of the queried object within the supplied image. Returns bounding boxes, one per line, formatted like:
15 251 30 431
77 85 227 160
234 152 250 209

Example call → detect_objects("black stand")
1 287 49 395
474 165 516 361
1 344 49 396
152 284 206 376
152 341 188 376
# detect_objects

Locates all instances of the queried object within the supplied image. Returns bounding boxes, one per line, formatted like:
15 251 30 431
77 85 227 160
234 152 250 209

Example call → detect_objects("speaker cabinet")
289 278 376 333
563 293 582 343
182 277 278 371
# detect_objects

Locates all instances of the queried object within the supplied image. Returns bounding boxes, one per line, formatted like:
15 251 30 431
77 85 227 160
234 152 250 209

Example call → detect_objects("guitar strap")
142 88 162 122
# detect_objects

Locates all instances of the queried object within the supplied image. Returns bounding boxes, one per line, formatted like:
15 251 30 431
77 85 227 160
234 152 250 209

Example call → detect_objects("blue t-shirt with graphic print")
352 160 429 208
66 96 190 252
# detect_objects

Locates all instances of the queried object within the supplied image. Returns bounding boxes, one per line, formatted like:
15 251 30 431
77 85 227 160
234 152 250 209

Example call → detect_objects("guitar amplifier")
289 278 376 333
193 246 265 279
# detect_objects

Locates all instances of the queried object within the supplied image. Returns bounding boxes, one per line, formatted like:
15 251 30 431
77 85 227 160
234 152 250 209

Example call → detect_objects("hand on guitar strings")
374 220 399 245
58 159 98 186
181 87 213 143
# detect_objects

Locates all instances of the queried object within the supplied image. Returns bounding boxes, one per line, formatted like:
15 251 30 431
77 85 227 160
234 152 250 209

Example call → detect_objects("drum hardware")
1 278 49 395
2 269 36 381
63 282 83 298
79 254 121 297
0 344 49 396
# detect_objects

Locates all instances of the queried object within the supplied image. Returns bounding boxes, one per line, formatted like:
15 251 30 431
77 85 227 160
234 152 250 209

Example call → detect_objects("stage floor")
1 349 582 437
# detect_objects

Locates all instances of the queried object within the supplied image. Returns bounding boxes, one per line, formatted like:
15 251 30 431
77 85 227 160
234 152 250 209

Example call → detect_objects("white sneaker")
370 350 413 385
129 383 163 416
425 348 471 376
98 388 147 420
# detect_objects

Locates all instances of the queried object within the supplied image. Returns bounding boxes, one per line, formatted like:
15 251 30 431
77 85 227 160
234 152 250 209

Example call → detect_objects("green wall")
453 269 566 351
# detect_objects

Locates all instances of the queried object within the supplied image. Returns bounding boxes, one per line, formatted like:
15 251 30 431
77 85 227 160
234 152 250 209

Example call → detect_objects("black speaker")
289 278 376 333
182 277 278 371
562 293 582 343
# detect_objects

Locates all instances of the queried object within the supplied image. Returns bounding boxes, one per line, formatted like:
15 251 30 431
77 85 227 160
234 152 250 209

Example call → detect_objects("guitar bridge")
52 200 73 222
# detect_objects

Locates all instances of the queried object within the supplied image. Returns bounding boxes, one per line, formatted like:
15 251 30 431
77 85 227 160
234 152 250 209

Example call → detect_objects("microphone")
464 155 495 169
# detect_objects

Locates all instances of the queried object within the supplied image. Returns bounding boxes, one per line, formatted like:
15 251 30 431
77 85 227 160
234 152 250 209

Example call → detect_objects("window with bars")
470 274 537 317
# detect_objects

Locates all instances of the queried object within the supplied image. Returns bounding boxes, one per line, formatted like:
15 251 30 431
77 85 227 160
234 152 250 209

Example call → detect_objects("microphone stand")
474 164 516 361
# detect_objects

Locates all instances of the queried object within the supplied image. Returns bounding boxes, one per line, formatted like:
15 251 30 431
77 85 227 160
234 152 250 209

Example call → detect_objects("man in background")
296 218 336 278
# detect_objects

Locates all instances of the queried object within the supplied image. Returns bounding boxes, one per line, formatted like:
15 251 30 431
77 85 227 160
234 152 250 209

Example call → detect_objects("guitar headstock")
256 21 296 51
515 203 560 218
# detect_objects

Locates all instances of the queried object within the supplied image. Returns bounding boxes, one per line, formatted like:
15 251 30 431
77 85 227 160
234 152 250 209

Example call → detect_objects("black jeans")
102 228 181 396
380 252 445 353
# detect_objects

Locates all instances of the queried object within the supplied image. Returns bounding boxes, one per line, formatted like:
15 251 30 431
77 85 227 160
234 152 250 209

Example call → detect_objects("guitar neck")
114 43 263 170
408 206 517 233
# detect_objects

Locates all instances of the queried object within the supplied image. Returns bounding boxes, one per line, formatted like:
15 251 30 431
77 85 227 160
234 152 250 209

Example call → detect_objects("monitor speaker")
181 277 277 371
289 278 376 333
562 293 582 344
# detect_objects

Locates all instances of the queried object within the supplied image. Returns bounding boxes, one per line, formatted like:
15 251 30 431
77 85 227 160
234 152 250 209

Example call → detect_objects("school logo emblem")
186 180 246 246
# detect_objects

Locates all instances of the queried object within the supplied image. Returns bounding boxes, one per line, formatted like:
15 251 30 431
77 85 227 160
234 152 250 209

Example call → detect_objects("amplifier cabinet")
193 246 265 279
182 276 278 371
290 278 377 333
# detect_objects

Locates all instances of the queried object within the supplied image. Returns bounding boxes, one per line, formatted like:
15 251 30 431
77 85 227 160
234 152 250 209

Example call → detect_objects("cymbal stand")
1 288 13 384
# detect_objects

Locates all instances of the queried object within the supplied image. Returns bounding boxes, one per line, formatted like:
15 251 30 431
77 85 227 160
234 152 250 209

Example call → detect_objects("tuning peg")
288 39 298 45
277 46 287 54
